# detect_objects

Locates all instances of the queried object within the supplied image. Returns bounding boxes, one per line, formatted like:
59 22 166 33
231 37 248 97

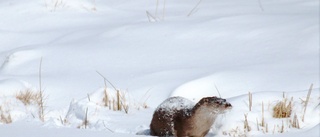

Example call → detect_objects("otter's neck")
189 104 221 130
192 105 220 119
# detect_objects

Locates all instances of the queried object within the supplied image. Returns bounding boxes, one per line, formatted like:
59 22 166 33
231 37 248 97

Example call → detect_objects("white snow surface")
0 0 319 136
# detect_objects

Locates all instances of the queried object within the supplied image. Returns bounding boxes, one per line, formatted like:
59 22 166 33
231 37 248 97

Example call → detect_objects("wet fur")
150 96 232 137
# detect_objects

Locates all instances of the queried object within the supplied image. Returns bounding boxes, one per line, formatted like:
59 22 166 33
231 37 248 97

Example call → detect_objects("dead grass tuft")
261 101 265 127
15 87 46 121
244 113 251 132
102 85 109 107
290 113 300 129
0 106 12 124
97 71 131 114
77 108 89 129
273 97 292 118
16 89 40 105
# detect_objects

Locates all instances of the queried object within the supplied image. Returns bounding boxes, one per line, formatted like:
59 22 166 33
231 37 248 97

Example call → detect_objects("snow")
156 96 195 112
0 0 319 136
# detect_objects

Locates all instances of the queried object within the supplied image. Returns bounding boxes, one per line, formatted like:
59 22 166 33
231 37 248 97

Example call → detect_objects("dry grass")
139 89 151 109
83 107 89 129
109 90 130 113
15 58 46 121
102 84 109 107
0 113 12 124
45 0 66 11
225 126 247 137
59 115 68 125
0 58 46 123
244 113 251 132
0 106 12 124
290 113 300 129
256 118 260 131
248 92 252 111
302 84 313 122
146 0 166 22
77 107 89 129
265 123 268 133
96 71 150 114
261 101 265 126
273 97 292 118
38 57 46 122
118 90 129 113
116 90 122 111
97 71 130 114
102 88 129 113
187 0 203 17
280 120 284 133
214 85 314 136
16 89 40 105
146 11 158 22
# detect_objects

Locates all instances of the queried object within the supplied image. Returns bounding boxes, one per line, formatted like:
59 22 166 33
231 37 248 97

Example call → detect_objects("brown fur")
150 96 232 137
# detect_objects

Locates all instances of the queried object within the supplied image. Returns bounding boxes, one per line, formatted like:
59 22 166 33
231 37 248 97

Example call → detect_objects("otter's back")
150 96 195 136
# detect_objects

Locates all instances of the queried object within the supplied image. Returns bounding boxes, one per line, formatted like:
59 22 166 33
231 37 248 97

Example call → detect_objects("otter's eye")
216 101 222 105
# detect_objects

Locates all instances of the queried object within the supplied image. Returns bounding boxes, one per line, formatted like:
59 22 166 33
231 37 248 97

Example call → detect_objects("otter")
150 96 232 137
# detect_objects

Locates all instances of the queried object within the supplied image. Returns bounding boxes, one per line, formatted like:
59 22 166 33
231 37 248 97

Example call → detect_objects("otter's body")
150 96 232 137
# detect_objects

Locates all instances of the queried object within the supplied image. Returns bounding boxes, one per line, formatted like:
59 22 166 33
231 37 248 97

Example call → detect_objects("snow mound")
213 89 320 136
55 87 152 132
1 49 42 73
171 69 319 102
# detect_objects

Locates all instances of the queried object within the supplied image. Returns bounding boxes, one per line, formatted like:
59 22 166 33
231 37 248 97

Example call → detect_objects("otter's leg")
173 119 184 137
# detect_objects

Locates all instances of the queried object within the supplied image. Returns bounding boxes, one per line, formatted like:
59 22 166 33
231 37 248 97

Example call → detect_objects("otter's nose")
225 103 232 108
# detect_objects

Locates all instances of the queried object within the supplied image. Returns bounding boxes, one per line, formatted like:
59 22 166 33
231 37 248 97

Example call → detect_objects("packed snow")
0 0 319 136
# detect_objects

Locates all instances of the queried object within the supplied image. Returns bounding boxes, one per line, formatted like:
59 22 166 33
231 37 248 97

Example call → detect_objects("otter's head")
194 96 232 113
